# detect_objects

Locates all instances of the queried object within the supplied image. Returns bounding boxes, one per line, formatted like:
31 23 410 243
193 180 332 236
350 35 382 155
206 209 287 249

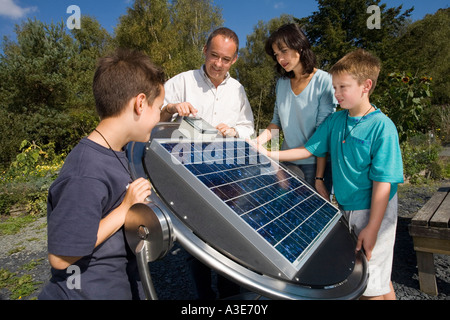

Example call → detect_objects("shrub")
0 140 63 216
5 140 63 182
401 133 442 184
376 72 433 143
432 104 450 145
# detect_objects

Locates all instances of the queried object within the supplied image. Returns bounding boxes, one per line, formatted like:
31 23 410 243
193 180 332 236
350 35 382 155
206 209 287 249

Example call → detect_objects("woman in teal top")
256 24 336 199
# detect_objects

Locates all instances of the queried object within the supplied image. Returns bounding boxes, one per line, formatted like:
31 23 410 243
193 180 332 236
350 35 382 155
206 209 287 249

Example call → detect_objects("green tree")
0 19 76 115
0 19 76 164
115 0 223 77
72 15 113 56
170 0 223 73
0 108 26 167
0 17 111 166
67 16 114 144
115 0 173 71
297 0 413 70
385 8 450 104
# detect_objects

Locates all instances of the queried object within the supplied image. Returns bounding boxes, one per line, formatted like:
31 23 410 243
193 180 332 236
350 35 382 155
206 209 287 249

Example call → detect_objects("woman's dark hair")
265 23 316 78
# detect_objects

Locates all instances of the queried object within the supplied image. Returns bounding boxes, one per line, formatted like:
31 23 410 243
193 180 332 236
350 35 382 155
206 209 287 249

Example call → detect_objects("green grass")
0 214 45 300
0 262 43 300
0 215 36 236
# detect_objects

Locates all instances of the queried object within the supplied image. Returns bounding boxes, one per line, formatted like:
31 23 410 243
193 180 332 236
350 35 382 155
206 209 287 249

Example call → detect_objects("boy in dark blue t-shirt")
39 49 165 300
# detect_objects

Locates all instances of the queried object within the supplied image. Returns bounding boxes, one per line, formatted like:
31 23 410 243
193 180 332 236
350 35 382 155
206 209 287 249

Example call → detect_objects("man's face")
203 35 238 86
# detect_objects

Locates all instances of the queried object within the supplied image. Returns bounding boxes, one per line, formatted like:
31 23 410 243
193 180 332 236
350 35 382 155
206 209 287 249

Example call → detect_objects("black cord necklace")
342 105 373 144
94 128 132 180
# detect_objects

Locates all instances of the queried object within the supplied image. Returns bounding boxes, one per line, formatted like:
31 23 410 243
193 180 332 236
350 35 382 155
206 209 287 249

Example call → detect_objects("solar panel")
146 139 341 280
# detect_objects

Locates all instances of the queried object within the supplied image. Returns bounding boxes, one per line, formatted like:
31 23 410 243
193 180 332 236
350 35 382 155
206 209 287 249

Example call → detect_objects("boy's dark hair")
93 48 166 119
330 49 381 96
205 27 239 56
265 23 316 78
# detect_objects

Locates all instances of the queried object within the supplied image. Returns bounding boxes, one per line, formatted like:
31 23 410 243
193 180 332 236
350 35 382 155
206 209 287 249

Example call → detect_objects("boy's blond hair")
330 49 381 95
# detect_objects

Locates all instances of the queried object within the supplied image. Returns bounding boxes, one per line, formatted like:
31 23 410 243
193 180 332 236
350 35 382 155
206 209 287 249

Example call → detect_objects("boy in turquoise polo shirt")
258 49 403 300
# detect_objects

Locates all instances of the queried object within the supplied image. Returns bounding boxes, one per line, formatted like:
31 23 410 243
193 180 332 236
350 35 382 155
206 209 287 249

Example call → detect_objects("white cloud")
274 2 286 10
0 0 37 19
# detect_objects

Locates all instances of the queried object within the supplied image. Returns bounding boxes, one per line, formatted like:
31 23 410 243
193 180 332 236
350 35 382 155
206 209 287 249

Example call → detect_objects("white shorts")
342 194 398 297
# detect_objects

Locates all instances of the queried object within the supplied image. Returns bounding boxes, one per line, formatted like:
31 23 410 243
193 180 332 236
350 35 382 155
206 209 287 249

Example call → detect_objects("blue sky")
0 0 448 48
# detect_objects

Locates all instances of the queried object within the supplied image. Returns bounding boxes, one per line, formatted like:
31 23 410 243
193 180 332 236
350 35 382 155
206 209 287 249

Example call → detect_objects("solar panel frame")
147 138 341 280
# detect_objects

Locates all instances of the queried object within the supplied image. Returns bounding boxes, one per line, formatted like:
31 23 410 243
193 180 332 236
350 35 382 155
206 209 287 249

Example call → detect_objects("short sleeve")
316 72 337 127
305 115 332 157
47 176 108 257
369 131 404 183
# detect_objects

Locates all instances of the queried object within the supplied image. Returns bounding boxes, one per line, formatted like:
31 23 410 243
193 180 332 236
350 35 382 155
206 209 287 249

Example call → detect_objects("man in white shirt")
160 27 255 139
161 28 252 299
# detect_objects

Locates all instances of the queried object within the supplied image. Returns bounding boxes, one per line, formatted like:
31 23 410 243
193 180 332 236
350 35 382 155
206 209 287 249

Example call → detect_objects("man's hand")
161 102 198 122
166 102 198 117
216 123 237 137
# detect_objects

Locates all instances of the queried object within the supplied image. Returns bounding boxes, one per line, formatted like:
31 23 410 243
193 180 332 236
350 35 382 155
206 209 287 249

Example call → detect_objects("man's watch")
315 177 325 181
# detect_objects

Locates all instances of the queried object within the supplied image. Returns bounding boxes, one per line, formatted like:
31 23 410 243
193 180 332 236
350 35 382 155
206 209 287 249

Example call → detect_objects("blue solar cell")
159 140 339 267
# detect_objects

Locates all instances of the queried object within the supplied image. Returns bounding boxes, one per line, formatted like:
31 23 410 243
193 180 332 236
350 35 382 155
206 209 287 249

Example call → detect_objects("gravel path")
0 181 449 300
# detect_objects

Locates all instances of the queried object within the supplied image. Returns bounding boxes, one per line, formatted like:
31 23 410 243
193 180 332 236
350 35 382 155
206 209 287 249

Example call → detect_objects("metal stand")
124 201 174 300
136 240 159 300
124 126 368 300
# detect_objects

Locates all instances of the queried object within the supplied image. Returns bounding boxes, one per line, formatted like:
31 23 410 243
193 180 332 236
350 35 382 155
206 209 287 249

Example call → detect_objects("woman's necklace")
94 129 132 180
342 105 373 144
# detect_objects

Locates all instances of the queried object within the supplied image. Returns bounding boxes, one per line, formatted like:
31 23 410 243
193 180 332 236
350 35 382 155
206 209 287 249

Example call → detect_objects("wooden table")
409 184 450 296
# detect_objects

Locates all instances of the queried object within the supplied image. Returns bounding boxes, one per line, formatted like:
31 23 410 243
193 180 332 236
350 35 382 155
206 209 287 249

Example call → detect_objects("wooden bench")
408 184 450 296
